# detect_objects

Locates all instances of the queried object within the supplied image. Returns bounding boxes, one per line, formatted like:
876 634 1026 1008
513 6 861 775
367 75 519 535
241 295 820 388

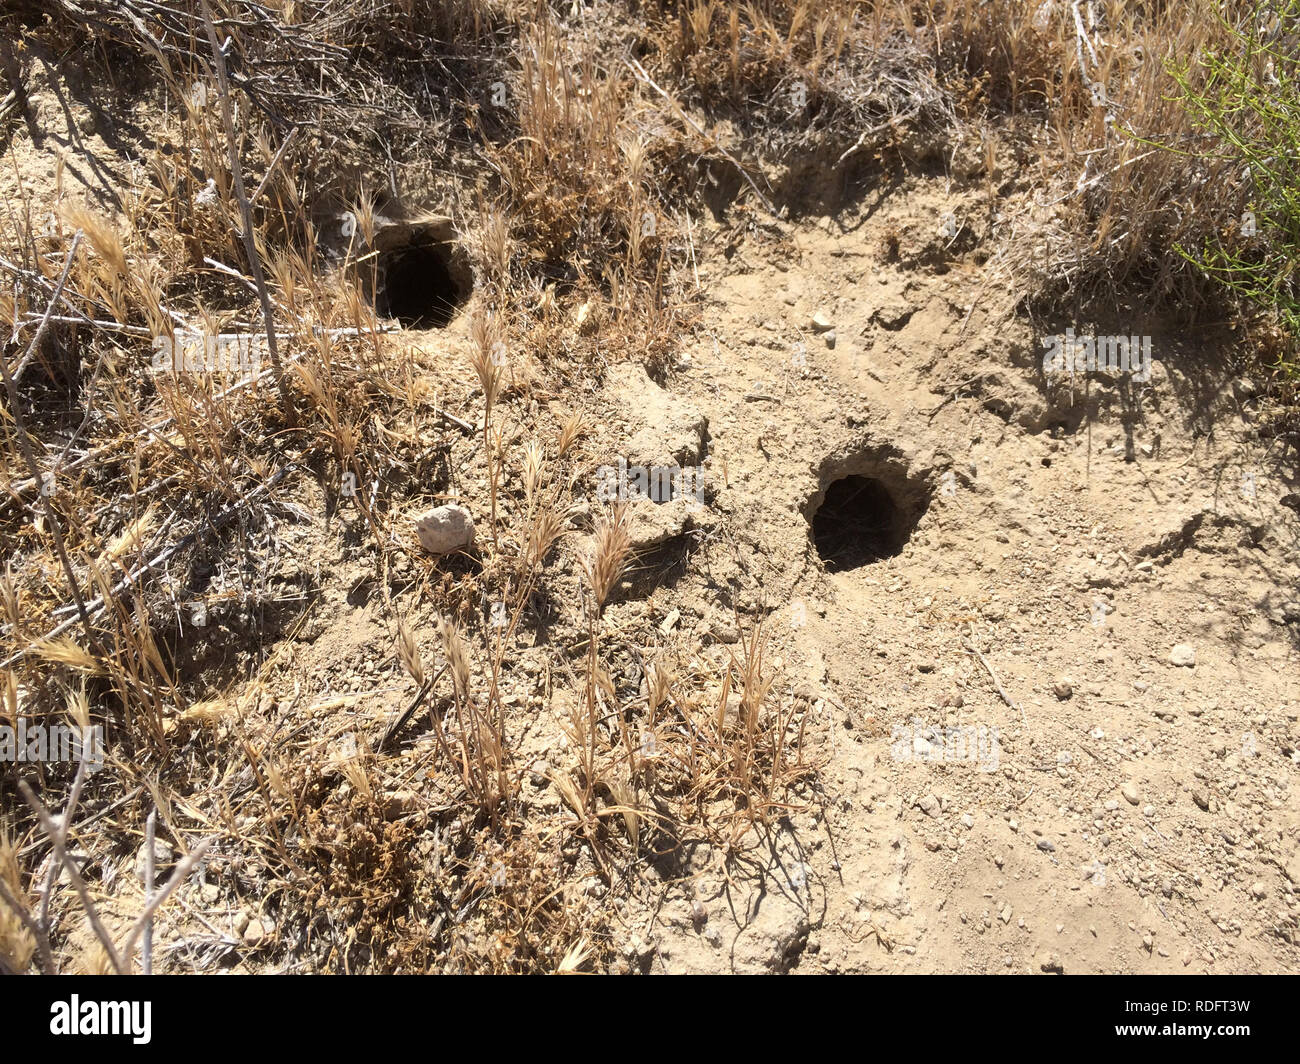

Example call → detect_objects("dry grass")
0 0 1294 975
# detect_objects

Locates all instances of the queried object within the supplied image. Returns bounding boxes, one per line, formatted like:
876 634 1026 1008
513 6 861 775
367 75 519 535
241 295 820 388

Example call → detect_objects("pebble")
1037 838 1056 853
1121 781 1140 805
1169 643 1197 667
1052 676 1074 700
810 310 833 332
1192 789 1210 811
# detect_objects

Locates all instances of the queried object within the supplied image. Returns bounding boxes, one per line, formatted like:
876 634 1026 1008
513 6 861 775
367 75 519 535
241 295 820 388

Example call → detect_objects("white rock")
415 504 475 554
1169 643 1197 667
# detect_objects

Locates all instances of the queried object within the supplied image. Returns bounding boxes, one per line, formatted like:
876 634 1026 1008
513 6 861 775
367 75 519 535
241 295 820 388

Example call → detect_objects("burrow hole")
376 243 470 329
812 475 920 571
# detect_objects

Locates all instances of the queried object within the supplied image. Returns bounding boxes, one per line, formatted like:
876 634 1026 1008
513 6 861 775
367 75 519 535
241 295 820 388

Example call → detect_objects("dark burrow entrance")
376 243 469 328
812 475 911 570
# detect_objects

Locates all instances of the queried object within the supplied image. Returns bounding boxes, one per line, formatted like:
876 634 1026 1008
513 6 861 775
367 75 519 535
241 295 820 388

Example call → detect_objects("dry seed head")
556 409 590 456
481 208 512 280
349 191 379 248
437 614 471 697
647 661 672 719
62 208 128 278
0 568 23 634
339 733 374 800
2 671 16 725
619 136 649 190
528 505 567 568
64 683 91 731
523 439 545 503
396 617 426 686
0 831 35 973
266 759 293 805
100 504 156 566
33 638 104 675
469 311 504 410
583 507 631 610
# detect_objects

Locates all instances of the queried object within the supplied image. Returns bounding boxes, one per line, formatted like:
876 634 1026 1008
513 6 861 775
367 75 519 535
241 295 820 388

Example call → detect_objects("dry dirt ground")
219 178 1300 974
5 41 1300 976
629 190 1300 974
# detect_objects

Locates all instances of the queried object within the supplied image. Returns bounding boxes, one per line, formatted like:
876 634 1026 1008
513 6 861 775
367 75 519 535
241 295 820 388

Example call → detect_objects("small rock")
415 504 476 555
915 794 940 817
1250 882 1267 900
381 789 420 819
134 838 174 885
1039 951 1063 974
1169 643 1197 667
1037 838 1056 853
810 310 833 333
243 920 266 947
1120 781 1140 805
823 330 836 349
1192 789 1210 811
1052 676 1074 700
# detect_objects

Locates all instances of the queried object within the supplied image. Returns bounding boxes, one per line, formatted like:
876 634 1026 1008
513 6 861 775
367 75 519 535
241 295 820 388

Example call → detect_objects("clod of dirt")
625 497 714 552
603 362 709 467
415 504 475 554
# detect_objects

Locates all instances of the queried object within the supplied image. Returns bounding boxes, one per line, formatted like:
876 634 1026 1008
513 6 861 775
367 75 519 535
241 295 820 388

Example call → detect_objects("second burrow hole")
807 453 934 571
